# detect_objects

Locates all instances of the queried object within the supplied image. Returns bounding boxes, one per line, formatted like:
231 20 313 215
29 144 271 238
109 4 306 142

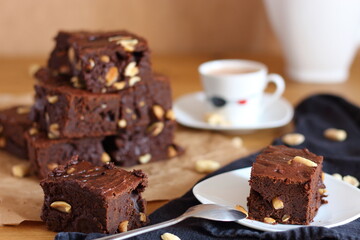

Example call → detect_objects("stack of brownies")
0 30 182 178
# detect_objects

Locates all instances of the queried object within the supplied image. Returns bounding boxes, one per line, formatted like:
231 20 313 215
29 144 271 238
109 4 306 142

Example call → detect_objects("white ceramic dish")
173 92 293 134
193 167 360 232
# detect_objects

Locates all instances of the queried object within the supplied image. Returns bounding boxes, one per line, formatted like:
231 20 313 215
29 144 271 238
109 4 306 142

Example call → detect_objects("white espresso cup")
198 59 285 125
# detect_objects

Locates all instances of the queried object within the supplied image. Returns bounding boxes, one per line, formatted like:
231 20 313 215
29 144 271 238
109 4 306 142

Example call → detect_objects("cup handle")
262 73 285 110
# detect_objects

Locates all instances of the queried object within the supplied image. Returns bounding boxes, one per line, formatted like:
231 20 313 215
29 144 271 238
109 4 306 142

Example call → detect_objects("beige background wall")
0 0 280 57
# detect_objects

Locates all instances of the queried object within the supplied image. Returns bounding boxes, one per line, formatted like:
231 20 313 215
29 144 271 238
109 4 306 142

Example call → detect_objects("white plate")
193 167 360 232
173 92 294 134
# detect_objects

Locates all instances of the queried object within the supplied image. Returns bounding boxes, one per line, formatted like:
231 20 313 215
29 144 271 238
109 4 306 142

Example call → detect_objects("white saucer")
173 92 294 134
193 167 360 232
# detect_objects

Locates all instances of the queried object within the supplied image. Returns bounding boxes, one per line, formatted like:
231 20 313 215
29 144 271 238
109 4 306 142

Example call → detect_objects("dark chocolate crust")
0 106 33 158
40 158 148 233
247 145 326 225
47 30 151 93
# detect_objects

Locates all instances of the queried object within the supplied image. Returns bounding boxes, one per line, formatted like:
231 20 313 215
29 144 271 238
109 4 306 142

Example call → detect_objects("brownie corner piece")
40 157 148 233
47 30 152 93
247 145 326 225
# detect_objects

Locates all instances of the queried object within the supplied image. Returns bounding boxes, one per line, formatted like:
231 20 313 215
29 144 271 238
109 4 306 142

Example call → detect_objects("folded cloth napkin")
56 94 360 240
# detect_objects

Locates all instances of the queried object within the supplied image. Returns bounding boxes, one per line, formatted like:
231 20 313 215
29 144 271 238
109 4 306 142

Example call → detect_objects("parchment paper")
0 94 248 226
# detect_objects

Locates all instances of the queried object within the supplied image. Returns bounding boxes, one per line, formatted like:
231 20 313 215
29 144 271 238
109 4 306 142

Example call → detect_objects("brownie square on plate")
247 145 327 225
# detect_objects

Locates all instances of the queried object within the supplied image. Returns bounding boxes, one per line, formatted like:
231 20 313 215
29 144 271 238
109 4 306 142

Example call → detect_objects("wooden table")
0 53 359 239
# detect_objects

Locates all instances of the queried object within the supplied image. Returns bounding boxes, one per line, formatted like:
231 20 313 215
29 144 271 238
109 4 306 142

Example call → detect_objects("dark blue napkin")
56 94 360 240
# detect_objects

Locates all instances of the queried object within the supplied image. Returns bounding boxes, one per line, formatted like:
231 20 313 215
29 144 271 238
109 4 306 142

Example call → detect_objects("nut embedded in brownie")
40 157 148 233
247 145 327 225
47 30 152 93
0 106 33 159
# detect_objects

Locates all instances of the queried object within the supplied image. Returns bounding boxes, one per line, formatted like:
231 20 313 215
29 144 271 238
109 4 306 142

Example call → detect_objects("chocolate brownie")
104 120 182 166
247 145 327 225
40 157 148 233
25 132 106 179
0 106 33 158
33 68 121 138
47 30 151 93
32 68 174 139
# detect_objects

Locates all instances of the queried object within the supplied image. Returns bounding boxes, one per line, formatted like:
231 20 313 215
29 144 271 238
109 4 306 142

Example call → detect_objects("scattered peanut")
167 145 178 158
12 163 30 178
332 173 342 181
129 76 141 86
264 217 276 224
282 214 290 222
139 153 151 164
113 81 126 90
105 66 119 86
165 109 176 120
318 188 327 195
161 233 181 240
100 55 110 63
47 95 59 104
139 101 145 108
195 159 220 173
28 127 38 136
204 113 230 126
289 156 318 167
48 123 60 139
282 133 305 146
118 119 127 128
16 106 31 114
139 212 147 222
86 59 95 70
152 105 164 119
47 163 59 171
101 152 111 163
118 220 129 232
125 108 133 114
271 197 284 210
124 62 139 77
71 77 83 88
68 47 75 62
50 201 71 213
108 36 139 52
324 128 347 141
66 167 76 174
147 122 164 136
231 137 243 148
343 175 360 187
235 205 248 217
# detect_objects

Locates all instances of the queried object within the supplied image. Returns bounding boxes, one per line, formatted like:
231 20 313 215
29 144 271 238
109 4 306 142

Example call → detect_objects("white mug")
198 59 285 126
264 0 360 83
